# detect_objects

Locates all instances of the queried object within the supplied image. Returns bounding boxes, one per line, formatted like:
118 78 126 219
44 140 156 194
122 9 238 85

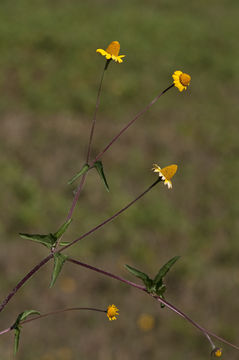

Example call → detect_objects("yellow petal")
152 164 161 173
160 164 178 180
106 41 120 56
96 49 105 55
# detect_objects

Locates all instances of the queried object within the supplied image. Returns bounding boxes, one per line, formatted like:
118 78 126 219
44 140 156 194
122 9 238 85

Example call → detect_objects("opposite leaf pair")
19 219 72 288
125 256 180 307
68 161 109 192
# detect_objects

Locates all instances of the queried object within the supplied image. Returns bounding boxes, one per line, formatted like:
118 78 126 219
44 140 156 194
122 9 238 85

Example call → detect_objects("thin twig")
67 256 239 352
91 84 174 164
67 84 173 220
59 178 161 253
0 255 53 313
67 257 146 291
0 179 161 313
66 173 87 221
0 307 106 336
86 64 107 163
66 64 107 221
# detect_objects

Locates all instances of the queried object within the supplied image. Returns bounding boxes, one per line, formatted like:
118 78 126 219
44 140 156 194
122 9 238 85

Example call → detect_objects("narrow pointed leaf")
50 253 67 288
125 264 149 282
54 219 72 240
19 310 41 322
125 264 154 292
19 233 55 249
59 241 70 246
68 163 89 185
155 284 166 296
14 327 21 355
12 309 40 355
144 278 154 292
154 256 180 284
94 161 109 192
12 309 41 329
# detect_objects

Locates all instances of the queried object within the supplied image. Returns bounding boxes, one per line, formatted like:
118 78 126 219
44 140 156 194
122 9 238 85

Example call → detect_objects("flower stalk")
67 256 239 352
66 82 174 221
0 307 107 336
92 85 174 165
0 178 161 313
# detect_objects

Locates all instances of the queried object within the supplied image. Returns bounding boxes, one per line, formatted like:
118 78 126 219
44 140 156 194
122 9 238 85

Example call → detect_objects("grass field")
0 0 239 359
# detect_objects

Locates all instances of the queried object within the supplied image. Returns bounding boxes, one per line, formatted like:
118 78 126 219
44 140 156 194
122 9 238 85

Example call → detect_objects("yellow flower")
152 164 178 189
211 348 222 357
107 304 119 321
96 41 125 63
172 70 191 92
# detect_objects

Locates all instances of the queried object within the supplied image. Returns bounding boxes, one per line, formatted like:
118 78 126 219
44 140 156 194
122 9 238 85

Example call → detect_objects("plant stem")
66 84 173 220
66 65 107 221
67 257 146 291
0 254 53 313
86 64 107 163
0 327 11 336
0 179 161 313
59 178 161 253
91 84 174 164
67 256 239 352
66 173 87 221
0 307 106 336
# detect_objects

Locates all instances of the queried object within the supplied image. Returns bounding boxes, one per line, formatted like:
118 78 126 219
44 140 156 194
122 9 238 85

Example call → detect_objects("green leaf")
12 310 41 329
59 241 70 246
68 163 89 185
19 233 56 249
155 283 166 296
54 219 72 240
19 220 72 249
12 310 40 355
154 256 180 284
93 161 109 192
15 310 41 325
14 327 20 355
125 264 153 291
50 253 68 288
125 264 149 282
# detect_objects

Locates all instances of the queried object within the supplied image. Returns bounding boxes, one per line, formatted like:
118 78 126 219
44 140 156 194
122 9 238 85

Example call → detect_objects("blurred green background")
0 0 238 359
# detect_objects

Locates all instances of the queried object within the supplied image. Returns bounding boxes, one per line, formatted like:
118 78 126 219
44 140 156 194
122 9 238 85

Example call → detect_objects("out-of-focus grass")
0 0 239 359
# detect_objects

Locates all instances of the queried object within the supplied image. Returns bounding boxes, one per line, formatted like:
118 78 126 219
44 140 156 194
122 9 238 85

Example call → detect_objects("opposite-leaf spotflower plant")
106 304 119 321
152 164 178 189
96 41 125 63
172 71 191 92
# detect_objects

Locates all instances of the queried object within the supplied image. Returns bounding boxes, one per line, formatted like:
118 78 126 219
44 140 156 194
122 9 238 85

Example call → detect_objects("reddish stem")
67 256 239 352
67 84 173 220
0 307 106 336
0 179 161 313
91 84 174 165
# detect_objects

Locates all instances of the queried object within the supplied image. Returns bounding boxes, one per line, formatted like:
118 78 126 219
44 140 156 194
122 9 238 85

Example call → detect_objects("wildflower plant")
0 40 238 359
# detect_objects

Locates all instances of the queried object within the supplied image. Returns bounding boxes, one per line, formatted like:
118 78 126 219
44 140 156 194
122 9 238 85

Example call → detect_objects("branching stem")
0 179 161 313
67 257 239 352
67 84 173 220
66 64 107 221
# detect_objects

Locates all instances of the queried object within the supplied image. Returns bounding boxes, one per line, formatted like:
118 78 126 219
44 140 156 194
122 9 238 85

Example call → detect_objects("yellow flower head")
211 348 222 358
96 41 125 63
107 304 119 321
152 164 178 189
172 70 191 92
